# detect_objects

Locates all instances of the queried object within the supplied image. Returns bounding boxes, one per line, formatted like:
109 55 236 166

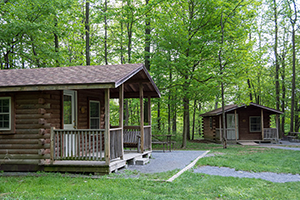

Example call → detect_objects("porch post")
119 84 124 159
219 115 222 141
261 109 264 141
148 96 151 151
105 89 110 165
235 110 238 143
140 83 144 153
276 114 279 142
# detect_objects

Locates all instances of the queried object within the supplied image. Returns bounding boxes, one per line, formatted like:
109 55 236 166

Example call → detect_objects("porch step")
238 141 259 146
135 158 150 165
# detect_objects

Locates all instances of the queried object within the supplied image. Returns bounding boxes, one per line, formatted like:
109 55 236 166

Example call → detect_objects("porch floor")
44 151 151 175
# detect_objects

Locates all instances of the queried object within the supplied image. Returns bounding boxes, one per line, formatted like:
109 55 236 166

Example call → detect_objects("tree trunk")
85 0 90 66
157 100 161 131
172 94 177 134
192 100 197 140
104 0 108 65
54 19 59 67
289 1 297 133
144 0 150 70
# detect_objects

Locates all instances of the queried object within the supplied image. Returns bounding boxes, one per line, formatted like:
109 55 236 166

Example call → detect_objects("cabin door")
226 114 239 140
63 90 77 157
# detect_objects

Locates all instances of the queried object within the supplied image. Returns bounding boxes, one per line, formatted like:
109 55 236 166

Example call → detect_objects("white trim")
89 100 100 129
0 97 11 131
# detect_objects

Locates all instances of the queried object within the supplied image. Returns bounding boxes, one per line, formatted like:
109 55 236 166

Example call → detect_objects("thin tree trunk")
172 94 177 134
157 100 161 131
144 0 150 70
192 100 197 140
289 0 297 133
85 0 90 65
54 19 59 67
104 0 108 65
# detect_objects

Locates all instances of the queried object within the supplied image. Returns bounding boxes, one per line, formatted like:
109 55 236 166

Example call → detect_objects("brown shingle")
0 64 142 87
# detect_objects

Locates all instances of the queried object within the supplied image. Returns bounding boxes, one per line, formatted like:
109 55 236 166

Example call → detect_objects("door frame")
63 90 77 129
226 113 239 140
63 90 77 157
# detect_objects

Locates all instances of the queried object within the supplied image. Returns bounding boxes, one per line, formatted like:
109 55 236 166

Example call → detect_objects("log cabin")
200 103 283 143
0 64 160 174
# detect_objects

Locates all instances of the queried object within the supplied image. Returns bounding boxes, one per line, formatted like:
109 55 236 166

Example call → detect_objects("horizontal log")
16 94 51 99
15 128 45 134
44 99 60 104
16 113 51 119
50 94 61 100
0 154 50 159
16 118 46 125
46 119 60 124
0 144 50 149
15 98 45 104
45 109 60 114
16 108 46 114
50 104 61 109
16 103 51 109
17 123 50 129
0 149 40 154
0 159 43 165
0 134 49 139
0 139 40 144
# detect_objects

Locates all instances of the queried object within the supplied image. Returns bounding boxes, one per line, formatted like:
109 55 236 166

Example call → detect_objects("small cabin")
0 64 160 174
200 103 283 142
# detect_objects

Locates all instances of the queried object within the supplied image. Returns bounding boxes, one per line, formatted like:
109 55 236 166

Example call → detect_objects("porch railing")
110 127 123 160
50 129 105 161
264 128 278 140
124 125 151 152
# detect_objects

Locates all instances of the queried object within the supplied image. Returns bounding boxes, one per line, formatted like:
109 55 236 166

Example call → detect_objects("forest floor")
1 140 300 199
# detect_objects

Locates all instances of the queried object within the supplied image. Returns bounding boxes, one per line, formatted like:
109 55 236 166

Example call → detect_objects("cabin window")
250 116 261 132
209 117 213 129
90 101 100 129
0 97 11 130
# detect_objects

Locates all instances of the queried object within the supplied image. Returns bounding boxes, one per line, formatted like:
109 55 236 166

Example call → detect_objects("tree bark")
104 0 108 65
85 0 90 66
144 0 150 70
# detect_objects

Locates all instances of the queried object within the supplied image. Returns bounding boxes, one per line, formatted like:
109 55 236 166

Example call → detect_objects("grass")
1 141 300 199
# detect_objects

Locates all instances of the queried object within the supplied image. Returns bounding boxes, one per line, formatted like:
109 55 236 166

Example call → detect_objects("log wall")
0 89 108 171
0 91 59 171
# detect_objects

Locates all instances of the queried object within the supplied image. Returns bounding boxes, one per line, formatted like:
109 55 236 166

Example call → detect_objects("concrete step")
135 158 149 165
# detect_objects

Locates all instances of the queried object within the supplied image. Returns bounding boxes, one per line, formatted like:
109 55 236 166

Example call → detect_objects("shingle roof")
0 64 161 97
0 64 142 87
200 103 283 117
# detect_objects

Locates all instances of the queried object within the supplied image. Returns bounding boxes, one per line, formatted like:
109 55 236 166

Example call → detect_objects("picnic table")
152 134 175 152
288 132 300 142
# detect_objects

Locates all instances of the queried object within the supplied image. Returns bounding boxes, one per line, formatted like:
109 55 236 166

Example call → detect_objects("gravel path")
121 150 207 174
194 166 300 183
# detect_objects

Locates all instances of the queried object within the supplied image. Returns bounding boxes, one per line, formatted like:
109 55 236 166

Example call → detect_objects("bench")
152 135 176 152
123 130 141 152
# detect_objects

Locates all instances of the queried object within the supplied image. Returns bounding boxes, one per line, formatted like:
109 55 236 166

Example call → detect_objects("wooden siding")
202 106 272 141
0 90 107 171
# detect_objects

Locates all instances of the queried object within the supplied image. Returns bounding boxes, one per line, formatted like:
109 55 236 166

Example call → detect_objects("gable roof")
200 102 283 117
0 64 161 98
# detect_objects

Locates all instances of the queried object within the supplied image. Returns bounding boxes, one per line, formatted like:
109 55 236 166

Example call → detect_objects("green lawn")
1 141 300 199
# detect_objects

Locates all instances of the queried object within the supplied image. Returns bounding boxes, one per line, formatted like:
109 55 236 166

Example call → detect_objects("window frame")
0 97 11 131
249 116 261 132
89 100 100 129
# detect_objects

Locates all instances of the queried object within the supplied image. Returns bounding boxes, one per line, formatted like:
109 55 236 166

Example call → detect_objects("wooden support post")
261 109 264 141
219 115 222 141
105 89 110 165
50 127 55 164
235 110 238 143
140 83 144 153
148 96 151 151
119 84 124 159
276 114 279 142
